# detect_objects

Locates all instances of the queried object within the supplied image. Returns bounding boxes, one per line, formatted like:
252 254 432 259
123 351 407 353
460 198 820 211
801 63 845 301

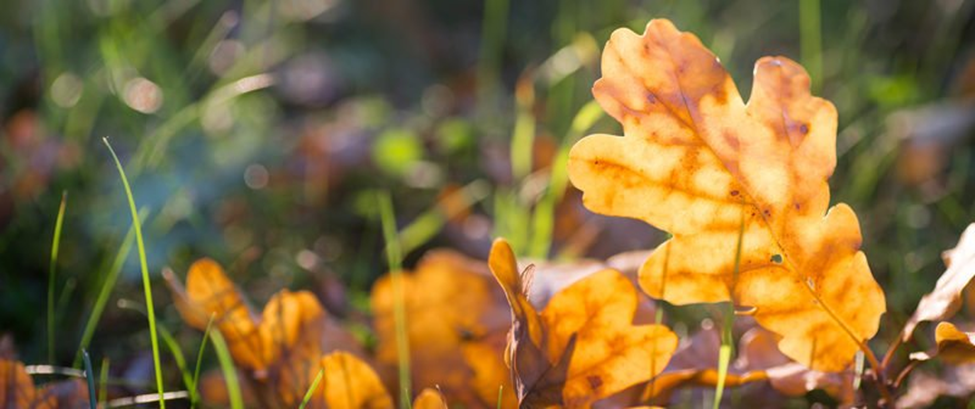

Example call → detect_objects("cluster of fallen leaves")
6 18 975 409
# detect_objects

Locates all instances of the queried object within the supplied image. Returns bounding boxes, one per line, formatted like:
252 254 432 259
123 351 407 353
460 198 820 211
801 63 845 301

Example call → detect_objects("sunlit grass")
210 330 244 409
298 368 325 409
103 137 166 408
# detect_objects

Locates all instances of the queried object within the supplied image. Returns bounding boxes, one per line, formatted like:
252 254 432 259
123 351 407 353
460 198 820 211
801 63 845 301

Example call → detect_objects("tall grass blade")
82 349 97 409
298 368 325 409
190 315 216 409
103 137 166 408
48 190 67 363
74 208 145 368
377 191 412 408
209 330 244 409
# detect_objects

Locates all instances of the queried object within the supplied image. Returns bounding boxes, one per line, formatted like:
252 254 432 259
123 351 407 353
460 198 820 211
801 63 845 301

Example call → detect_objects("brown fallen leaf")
370 249 516 408
488 238 678 408
902 223 975 341
896 364 975 409
567 18 884 372
0 359 89 409
639 324 853 406
738 327 855 405
1 359 35 408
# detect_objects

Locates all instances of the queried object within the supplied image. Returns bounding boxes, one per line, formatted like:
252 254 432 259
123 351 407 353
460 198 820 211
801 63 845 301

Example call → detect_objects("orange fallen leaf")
318 351 394 409
370 249 515 408
903 224 975 341
166 258 364 408
0 359 89 409
925 322 975 365
488 238 678 408
567 18 884 371
1 359 35 408
411 388 448 409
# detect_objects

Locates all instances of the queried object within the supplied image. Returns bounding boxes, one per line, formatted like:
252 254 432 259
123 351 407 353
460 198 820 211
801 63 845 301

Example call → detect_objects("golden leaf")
930 322 975 364
412 388 448 409
567 18 884 371
903 223 975 341
371 249 515 408
167 258 364 408
488 239 678 408
319 351 394 409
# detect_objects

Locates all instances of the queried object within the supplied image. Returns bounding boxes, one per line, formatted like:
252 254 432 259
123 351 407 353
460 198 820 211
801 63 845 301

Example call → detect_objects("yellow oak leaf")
567 18 885 371
370 249 516 408
488 238 678 408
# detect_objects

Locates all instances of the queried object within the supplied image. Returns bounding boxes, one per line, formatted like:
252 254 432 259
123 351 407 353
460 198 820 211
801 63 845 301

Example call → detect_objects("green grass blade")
298 368 325 409
190 315 216 409
377 191 412 408
496 385 503 409
158 324 196 405
713 344 732 409
47 190 67 363
82 350 97 409
99 358 110 406
74 208 145 368
209 330 243 409
103 137 166 408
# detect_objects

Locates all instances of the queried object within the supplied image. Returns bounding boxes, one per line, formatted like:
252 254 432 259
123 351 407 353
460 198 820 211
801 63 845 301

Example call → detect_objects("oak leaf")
0 359 89 409
411 388 449 409
488 238 678 408
567 18 884 371
903 223 975 341
166 258 364 407
317 351 394 409
370 249 516 408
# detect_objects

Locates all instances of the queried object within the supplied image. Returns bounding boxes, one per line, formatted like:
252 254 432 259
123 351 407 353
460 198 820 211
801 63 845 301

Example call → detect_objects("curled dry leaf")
370 249 516 408
896 364 975 409
166 258 363 407
488 238 678 408
640 325 853 406
567 18 884 371
902 223 975 341
926 322 975 364
0 359 89 409
738 327 854 405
